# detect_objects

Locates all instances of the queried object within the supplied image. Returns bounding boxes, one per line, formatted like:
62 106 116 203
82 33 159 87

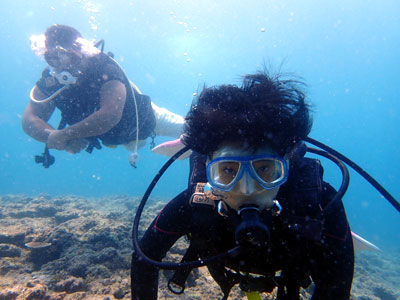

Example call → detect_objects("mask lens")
252 158 285 184
208 160 241 188
207 155 288 192
45 49 63 67
44 50 57 67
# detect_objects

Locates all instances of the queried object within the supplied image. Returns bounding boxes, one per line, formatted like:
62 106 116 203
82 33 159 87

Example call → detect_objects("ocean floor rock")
0 194 398 299
0 243 21 258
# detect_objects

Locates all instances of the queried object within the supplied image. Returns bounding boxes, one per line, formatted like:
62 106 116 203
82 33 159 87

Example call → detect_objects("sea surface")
0 0 399 298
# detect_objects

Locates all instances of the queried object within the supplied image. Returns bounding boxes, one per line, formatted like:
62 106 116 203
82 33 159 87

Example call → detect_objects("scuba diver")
131 72 356 300
22 24 184 168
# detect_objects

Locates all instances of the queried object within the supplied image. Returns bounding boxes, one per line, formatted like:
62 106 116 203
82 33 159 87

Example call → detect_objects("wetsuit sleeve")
310 182 354 300
151 102 184 138
131 190 193 300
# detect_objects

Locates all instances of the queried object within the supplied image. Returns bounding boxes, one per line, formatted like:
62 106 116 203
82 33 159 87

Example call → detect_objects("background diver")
22 24 184 168
131 71 358 300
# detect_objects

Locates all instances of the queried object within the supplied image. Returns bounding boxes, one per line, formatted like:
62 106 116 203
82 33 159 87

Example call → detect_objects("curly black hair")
45 24 82 50
182 72 312 156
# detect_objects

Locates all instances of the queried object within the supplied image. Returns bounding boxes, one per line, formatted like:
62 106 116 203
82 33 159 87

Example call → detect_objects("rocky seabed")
0 195 398 300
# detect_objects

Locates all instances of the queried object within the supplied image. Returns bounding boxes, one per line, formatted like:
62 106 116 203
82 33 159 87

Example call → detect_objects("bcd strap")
168 183 217 294
168 242 199 294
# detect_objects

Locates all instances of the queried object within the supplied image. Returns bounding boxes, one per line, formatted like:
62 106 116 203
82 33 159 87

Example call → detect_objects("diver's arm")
47 80 126 150
310 183 354 300
22 87 56 143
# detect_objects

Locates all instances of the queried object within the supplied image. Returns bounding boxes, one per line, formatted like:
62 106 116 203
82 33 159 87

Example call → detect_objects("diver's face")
44 47 82 72
208 142 287 211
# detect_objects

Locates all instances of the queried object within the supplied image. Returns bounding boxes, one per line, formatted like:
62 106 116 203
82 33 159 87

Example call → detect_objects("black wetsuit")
36 53 156 146
131 153 354 300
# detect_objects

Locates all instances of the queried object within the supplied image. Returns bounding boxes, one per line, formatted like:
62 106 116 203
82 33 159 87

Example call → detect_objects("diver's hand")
46 129 69 150
65 139 88 154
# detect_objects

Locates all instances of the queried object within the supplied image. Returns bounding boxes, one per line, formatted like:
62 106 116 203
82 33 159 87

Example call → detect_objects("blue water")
0 0 399 252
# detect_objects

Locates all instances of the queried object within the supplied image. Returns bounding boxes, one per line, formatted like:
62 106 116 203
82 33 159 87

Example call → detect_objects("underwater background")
0 0 399 258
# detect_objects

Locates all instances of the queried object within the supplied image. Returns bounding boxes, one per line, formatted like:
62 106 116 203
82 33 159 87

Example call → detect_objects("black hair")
182 71 312 156
44 24 82 50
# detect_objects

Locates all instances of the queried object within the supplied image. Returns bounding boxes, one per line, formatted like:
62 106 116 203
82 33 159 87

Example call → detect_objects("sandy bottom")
0 194 398 300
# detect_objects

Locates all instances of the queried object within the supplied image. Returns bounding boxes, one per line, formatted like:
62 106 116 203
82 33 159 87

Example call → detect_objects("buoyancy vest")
278 157 325 241
170 157 327 299
36 53 156 146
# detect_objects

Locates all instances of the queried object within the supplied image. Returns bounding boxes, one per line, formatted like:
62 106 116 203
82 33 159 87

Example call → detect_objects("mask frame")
207 154 289 192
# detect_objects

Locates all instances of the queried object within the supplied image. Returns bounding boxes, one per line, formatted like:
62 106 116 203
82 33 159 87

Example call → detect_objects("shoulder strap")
279 157 324 216
167 242 199 294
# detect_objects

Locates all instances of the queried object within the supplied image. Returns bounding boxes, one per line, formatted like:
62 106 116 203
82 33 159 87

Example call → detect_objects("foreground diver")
22 24 184 167
131 72 354 299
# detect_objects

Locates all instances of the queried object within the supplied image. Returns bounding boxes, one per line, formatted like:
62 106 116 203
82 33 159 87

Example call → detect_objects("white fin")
152 138 191 160
351 231 381 252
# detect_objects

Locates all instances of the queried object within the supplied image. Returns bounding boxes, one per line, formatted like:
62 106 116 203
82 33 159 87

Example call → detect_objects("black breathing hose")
306 147 349 212
305 137 400 214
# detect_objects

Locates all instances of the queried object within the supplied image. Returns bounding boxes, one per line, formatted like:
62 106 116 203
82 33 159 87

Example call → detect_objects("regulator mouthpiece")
235 205 270 248
52 70 78 85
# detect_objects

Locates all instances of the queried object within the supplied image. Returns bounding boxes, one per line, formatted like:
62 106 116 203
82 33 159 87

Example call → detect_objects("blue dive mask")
206 154 289 192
